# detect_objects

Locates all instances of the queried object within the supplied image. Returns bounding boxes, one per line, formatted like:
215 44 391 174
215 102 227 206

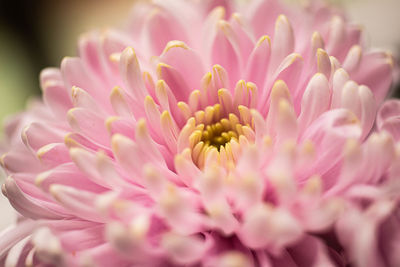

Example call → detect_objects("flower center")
178 103 255 169
201 121 238 150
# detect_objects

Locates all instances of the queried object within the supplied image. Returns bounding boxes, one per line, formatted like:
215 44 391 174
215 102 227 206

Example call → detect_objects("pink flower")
0 0 398 266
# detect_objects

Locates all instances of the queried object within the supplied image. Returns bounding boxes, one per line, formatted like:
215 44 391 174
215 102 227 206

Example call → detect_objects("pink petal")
67 108 109 147
105 116 135 139
78 32 104 82
144 7 188 55
59 224 105 252
270 15 295 73
3 177 62 220
37 143 70 168
245 36 271 92
239 204 302 251
162 232 212 265
71 86 104 114
211 20 241 89
157 63 191 102
155 80 184 127
229 13 255 63
298 73 330 132
36 163 106 193
64 132 112 156
265 80 293 138
41 82 72 119
111 134 147 180
377 100 400 141
316 48 332 80
2 147 44 173
159 41 205 97
299 109 362 178
135 120 167 167
119 47 148 102
261 53 303 114
246 0 287 38
22 122 65 152
49 184 106 222
342 45 362 72
109 86 135 118
39 68 62 89
349 51 393 103
331 68 350 109
0 220 38 259
61 57 107 105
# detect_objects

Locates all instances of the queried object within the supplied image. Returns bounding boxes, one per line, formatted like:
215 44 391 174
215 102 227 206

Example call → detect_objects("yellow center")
201 120 239 150
180 103 255 169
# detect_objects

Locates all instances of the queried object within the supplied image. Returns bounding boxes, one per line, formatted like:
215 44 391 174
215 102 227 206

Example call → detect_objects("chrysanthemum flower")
0 0 399 266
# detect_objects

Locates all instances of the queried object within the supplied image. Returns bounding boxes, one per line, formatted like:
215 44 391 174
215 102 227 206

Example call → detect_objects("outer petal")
377 100 400 141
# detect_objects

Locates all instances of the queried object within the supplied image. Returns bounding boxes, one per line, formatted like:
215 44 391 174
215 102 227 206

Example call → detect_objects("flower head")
0 0 399 266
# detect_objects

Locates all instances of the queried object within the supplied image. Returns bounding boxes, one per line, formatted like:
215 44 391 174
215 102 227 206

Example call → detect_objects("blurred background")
0 0 399 230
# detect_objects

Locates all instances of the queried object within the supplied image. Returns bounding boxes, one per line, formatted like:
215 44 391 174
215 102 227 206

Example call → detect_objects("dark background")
0 1 51 95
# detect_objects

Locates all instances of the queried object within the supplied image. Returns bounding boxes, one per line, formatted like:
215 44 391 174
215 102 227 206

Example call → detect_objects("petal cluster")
0 0 399 266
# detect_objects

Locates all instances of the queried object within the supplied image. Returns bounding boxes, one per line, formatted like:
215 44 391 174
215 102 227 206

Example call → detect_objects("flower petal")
298 73 330 132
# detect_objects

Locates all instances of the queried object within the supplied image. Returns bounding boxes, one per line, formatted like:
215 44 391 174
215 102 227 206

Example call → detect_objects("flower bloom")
0 0 399 266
